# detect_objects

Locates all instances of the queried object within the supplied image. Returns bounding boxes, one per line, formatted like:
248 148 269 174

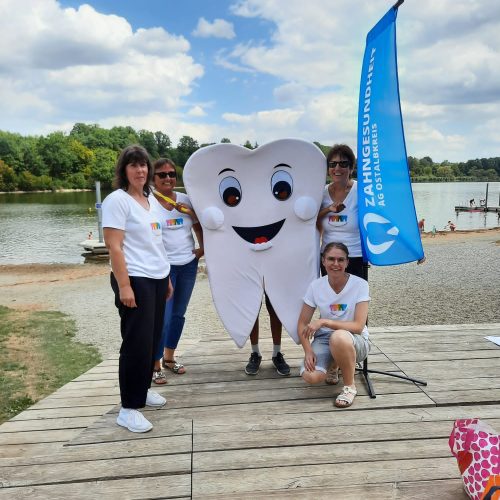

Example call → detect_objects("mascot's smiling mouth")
232 219 285 245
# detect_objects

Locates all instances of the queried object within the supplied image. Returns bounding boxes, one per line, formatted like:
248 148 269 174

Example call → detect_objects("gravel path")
0 229 498 357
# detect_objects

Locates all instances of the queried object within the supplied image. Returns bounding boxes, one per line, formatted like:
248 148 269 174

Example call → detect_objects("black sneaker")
245 352 262 375
272 352 290 376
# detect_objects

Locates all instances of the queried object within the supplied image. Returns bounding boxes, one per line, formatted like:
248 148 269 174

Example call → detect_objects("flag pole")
393 0 404 9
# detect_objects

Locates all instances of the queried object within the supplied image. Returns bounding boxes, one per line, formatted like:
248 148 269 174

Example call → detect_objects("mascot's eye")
271 170 293 201
219 176 242 207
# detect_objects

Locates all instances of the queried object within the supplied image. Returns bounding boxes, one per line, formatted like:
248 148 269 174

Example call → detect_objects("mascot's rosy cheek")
184 139 326 347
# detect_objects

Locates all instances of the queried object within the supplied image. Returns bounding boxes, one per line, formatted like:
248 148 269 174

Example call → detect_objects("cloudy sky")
1 0 499 162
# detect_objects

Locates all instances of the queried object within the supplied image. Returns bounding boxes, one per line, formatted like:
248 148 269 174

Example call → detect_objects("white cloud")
188 106 207 117
0 0 203 134
192 17 236 39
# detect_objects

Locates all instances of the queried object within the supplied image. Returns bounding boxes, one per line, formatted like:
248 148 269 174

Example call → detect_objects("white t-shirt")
303 274 370 339
102 189 170 279
320 181 362 257
158 192 197 266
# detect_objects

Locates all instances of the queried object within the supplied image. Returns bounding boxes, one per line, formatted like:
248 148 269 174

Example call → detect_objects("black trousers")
320 256 369 281
111 273 169 409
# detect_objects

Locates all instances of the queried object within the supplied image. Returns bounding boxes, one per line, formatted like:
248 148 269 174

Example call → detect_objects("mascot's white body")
183 139 326 347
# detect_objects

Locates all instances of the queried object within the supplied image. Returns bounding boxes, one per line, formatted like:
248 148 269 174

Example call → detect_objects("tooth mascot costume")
183 139 326 347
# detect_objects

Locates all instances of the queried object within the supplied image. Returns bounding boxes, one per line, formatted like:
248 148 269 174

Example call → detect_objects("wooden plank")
194 438 451 472
157 382 422 410
0 442 66 460
11 404 115 421
0 416 100 433
426 388 500 405
67 414 192 446
191 457 459 496
0 452 191 487
0 474 191 500
0 434 191 467
200 479 467 499
155 392 435 421
0 428 85 446
395 360 500 379
193 419 500 453
31 395 120 409
389 350 500 362
192 403 500 434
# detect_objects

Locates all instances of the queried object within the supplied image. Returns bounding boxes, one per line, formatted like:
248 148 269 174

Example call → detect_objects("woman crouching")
298 242 370 408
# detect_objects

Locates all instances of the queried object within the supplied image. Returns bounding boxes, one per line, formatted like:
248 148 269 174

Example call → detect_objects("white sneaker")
146 389 166 408
116 408 152 433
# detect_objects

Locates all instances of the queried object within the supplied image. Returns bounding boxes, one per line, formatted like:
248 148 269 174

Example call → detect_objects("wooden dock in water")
1 323 500 499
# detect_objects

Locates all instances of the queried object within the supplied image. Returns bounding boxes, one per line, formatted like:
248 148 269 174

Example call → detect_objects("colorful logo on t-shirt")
330 303 347 312
328 214 348 224
330 303 348 317
166 218 184 227
150 222 161 230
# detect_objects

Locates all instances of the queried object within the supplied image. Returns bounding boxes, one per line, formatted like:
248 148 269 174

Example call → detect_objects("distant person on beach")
445 221 456 231
151 158 203 385
418 218 425 233
103 145 172 433
298 242 370 408
470 198 475 207
431 225 437 238
87 231 93 239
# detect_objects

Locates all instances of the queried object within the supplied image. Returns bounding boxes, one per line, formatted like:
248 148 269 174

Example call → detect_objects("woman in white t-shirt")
298 242 370 408
317 144 368 281
151 158 203 384
102 145 173 433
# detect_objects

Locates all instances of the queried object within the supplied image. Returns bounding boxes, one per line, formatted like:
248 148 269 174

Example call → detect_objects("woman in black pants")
103 145 172 433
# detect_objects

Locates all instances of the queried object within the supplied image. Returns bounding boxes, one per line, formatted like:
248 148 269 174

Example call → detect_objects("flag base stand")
356 358 427 399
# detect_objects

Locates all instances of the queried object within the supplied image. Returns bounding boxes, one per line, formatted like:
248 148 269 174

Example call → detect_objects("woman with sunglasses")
151 158 204 384
298 242 370 408
316 144 368 385
317 144 368 281
102 145 173 433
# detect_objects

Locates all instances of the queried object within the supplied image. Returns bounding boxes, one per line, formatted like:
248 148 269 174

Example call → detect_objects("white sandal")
334 385 357 408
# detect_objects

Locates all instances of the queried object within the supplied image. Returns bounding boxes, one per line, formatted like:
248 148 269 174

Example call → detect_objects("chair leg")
356 357 427 400
357 358 376 399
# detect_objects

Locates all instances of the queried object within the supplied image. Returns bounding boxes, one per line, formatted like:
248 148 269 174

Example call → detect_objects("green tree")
70 123 114 150
21 137 47 176
138 130 159 158
436 165 454 178
90 147 118 187
109 126 139 150
175 135 199 166
0 160 17 191
243 140 254 149
0 131 24 172
38 132 78 180
154 131 172 157
220 137 231 143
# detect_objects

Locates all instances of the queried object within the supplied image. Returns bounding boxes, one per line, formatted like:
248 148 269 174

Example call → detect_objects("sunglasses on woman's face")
155 171 176 179
328 160 351 169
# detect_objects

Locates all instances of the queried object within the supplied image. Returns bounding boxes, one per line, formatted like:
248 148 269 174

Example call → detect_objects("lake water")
0 182 498 265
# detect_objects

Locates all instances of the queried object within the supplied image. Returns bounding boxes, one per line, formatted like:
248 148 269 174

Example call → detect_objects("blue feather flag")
357 4 424 265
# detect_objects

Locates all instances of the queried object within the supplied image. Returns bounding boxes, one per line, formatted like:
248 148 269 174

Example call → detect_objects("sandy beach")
0 227 498 357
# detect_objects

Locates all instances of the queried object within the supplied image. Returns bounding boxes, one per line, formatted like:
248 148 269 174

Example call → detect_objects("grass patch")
0 305 101 424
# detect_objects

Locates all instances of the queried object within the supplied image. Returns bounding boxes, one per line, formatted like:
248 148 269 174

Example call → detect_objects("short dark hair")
153 157 177 179
113 145 152 196
326 144 356 169
322 242 349 259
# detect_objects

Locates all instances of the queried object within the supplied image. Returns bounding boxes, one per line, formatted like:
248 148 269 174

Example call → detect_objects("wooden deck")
1 323 499 499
